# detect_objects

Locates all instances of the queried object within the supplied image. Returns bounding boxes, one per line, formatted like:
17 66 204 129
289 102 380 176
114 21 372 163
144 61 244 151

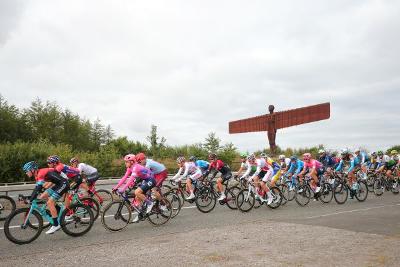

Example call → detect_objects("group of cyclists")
14 147 400 240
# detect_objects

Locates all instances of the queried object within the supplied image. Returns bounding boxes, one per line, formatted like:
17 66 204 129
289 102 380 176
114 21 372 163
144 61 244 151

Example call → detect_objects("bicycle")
333 171 368 204
4 197 94 244
236 178 282 212
0 195 16 221
101 190 172 232
87 182 113 209
373 172 399 196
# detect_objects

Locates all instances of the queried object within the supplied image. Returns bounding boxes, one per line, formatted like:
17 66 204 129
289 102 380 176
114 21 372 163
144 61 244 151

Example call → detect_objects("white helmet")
354 148 361 153
278 155 285 160
318 149 325 154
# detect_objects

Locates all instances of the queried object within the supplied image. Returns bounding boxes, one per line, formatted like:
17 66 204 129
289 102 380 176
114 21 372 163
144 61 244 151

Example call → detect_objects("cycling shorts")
189 170 203 181
68 175 83 190
221 172 232 182
155 170 168 187
139 178 156 193
46 181 69 201
86 172 100 185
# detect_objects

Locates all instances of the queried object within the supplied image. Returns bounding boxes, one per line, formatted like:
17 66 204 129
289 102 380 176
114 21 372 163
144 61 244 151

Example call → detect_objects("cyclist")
23 161 69 234
261 153 282 188
172 156 202 200
237 153 256 180
369 152 379 170
69 157 99 193
206 153 233 201
299 153 323 193
248 153 274 205
354 148 370 180
285 156 304 190
189 156 210 176
135 153 168 206
113 154 156 222
376 151 399 188
318 149 336 180
278 154 291 173
335 149 360 197
47 155 81 213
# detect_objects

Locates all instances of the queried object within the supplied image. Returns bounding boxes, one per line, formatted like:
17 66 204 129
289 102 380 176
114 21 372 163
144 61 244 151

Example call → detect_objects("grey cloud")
1 0 399 153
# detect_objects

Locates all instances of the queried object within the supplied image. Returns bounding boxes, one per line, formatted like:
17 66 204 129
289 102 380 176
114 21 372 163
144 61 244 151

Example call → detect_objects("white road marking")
305 203 400 219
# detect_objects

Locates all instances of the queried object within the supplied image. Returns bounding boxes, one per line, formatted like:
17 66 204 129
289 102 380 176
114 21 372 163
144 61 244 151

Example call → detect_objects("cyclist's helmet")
70 157 79 164
240 153 248 159
208 153 217 160
189 156 197 162
135 153 146 163
318 149 325 154
177 156 186 163
371 152 377 157
354 148 361 153
23 161 38 172
247 153 256 161
377 151 384 156
390 149 398 155
124 154 136 162
303 153 312 161
341 148 349 156
278 154 285 160
290 156 297 161
393 155 399 161
47 155 60 164
260 152 267 158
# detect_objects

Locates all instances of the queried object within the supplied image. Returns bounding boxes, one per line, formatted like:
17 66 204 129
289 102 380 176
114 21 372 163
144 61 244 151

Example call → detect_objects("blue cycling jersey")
195 160 210 170
319 155 336 168
287 159 304 175
336 156 360 172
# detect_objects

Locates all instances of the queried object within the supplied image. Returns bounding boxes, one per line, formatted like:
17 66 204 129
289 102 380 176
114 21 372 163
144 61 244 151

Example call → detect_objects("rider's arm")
335 160 343 172
172 167 184 181
29 181 44 202
113 168 132 190
347 159 355 173
241 163 252 179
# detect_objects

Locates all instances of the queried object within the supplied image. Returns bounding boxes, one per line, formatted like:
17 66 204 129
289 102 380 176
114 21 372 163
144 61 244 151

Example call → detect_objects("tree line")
1 95 398 183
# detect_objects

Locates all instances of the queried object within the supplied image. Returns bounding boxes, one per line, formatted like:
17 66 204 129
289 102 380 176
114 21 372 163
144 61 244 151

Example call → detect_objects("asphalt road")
1 187 399 266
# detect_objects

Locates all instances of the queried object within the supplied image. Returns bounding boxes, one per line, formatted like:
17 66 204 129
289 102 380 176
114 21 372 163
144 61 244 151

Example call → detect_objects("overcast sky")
0 0 399 153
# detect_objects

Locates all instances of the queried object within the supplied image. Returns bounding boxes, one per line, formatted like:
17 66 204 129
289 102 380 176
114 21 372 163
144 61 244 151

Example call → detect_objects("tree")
146 125 166 158
203 132 220 153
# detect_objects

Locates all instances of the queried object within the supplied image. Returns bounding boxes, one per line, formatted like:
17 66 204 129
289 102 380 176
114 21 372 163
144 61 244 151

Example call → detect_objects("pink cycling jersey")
303 159 323 170
115 163 154 192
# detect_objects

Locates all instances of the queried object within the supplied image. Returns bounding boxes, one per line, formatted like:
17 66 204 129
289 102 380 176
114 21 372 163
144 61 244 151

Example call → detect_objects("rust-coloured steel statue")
229 102 331 154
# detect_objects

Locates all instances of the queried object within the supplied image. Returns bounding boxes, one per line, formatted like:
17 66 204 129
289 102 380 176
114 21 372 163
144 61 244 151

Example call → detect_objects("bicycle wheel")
366 175 375 192
226 186 240 210
319 183 333 203
355 181 368 202
195 187 216 213
164 191 182 218
373 179 384 196
93 189 113 208
390 180 399 194
278 183 288 206
80 197 100 221
267 187 282 209
334 183 348 204
61 203 94 237
147 199 172 226
101 200 131 232
284 181 296 201
236 189 255 212
4 208 43 245
0 195 16 221
295 185 311 206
